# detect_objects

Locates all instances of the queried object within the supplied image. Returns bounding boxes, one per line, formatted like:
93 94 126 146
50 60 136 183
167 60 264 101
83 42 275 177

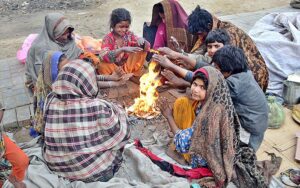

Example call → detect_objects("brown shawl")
212 17 269 92
151 0 193 52
189 66 268 188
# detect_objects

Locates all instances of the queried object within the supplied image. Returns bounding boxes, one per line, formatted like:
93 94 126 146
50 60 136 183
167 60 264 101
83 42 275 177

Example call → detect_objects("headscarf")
33 51 64 134
151 0 193 52
26 13 82 85
43 60 130 182
189 66 267 187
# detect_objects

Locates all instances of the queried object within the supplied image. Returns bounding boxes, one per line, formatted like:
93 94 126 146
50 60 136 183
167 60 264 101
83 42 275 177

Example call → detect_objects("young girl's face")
191 78 207 101
113 21 130 37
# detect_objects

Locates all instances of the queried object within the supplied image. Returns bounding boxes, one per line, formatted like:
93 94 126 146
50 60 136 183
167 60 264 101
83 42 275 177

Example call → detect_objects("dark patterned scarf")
189 66 268 188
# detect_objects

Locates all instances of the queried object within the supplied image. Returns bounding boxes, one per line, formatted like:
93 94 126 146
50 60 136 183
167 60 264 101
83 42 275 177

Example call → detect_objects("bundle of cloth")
249 12 300 97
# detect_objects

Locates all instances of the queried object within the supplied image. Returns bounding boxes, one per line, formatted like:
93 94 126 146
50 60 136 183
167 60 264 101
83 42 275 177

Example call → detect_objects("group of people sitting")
0 0 278 187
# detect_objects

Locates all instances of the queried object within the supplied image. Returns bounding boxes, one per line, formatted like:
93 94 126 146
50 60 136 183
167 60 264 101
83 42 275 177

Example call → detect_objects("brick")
0 70 10 80
3 96 16 109
0 78 13 89
16 105 31 127
1 109 18 130
14 93 31 107
11 76 24 85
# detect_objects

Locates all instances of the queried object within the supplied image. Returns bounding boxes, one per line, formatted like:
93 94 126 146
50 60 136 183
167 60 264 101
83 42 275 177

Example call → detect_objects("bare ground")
0 0 291 59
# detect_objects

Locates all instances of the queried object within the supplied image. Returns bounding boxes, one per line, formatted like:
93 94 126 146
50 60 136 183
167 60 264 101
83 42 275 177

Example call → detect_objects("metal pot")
283 80 300 106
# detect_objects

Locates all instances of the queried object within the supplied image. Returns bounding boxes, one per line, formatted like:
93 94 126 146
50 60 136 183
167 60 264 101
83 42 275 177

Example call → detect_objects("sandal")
280 169 300 187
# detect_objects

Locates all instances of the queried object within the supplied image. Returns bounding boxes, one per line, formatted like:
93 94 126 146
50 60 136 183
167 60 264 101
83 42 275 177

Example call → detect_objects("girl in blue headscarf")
33 51 68 134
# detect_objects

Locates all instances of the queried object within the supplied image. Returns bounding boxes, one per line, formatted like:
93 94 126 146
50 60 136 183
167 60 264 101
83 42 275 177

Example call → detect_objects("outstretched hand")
111 67 125 81
152 54 173 69
158 97 173 118
161 69 188 88
122 46 143 53
157 47 179 60
170 36 182 53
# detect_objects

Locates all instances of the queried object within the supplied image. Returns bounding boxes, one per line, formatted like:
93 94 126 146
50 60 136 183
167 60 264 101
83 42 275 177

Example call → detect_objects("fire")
128 59 162 119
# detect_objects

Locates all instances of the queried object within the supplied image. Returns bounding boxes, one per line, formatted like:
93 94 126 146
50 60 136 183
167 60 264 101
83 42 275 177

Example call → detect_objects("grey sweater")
227 71 268 150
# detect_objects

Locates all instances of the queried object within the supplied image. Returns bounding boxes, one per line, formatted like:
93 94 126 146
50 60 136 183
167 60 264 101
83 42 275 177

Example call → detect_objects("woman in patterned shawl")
160 66 277 187
43 60 130 182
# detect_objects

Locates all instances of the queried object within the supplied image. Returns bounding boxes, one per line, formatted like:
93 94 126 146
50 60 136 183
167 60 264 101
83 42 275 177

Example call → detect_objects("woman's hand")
122 46 143 53
137 37 145 46
152 54 173 69
158 97 173 119
110 67 125 81
157 47 180 60
170 36 183 53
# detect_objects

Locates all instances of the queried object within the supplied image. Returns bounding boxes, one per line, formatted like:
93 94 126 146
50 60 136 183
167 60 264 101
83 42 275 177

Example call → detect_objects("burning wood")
127 59 162 119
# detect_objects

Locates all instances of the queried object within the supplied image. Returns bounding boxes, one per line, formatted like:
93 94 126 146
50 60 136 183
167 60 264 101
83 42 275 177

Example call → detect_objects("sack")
16 34 38 64
292 104 300 124
291 0 300 9
267 96 285 129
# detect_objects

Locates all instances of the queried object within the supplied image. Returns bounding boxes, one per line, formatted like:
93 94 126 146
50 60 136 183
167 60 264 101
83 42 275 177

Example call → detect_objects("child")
0 103 29 188
97 8 150 76
212 45 268 151
158 69 209 165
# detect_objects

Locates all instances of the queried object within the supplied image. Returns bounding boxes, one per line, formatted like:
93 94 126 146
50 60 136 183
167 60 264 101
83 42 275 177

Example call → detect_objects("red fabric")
101 31 150 64
134 139 213 179
3 134 29 181
193 68 209 80
169 0 188 29
153 22 167 49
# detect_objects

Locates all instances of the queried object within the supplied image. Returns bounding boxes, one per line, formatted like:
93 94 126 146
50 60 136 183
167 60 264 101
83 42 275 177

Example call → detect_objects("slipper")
280 169 300 187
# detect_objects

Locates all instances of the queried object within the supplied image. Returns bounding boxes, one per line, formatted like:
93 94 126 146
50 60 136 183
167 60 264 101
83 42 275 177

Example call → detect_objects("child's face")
113 21 130 37
191 78 207 101
207 41 224 57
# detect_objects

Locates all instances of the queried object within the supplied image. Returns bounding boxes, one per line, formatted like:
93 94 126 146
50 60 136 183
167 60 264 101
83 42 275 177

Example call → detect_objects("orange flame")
128 51 162 118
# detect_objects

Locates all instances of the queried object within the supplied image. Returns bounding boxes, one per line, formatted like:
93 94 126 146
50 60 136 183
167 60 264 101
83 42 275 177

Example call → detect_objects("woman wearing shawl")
33 51 68 134
143 0 193 52
159 66 275 187
158 6 268 92
25 13 83 92
43 60 130 182
34 51 130 135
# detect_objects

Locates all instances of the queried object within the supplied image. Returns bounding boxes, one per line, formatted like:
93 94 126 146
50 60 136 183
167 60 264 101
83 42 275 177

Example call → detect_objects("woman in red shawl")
143 0 193 52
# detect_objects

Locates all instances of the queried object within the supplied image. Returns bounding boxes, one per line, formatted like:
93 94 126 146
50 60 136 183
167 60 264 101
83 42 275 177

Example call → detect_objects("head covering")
189 66 267 187
33 51 64 134
150 0 193 51
26 13 82 84
193 67 209 79
43 60 130 182
50 51 64 83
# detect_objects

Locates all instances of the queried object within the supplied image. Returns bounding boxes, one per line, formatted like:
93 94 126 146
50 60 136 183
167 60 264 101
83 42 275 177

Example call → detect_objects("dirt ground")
0 0 290 59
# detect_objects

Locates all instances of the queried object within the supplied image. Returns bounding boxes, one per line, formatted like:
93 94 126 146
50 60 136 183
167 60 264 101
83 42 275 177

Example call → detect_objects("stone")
16 105 31 127
14 93 31 107
1 109 18 130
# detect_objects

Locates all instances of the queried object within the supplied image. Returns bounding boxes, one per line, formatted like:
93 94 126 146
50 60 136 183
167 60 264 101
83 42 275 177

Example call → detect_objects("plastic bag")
267 96 285 129
16 34 38 64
